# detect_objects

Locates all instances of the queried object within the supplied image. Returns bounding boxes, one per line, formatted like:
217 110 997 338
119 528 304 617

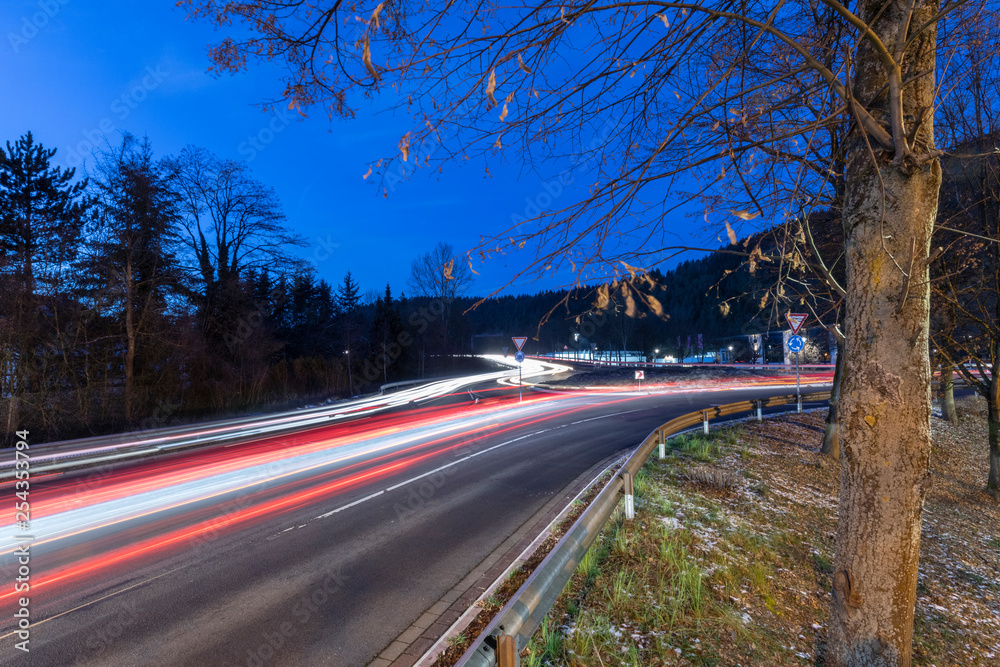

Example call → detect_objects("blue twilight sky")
1 1 710 298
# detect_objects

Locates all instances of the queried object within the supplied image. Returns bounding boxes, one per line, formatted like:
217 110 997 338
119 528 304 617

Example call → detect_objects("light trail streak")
0 357 572 480
0 393 641 608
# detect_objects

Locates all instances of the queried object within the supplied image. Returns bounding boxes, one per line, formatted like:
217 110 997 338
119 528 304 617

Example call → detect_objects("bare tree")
931 33 1000 496
163 146 307 343
180 1 969 662
407 241 474 299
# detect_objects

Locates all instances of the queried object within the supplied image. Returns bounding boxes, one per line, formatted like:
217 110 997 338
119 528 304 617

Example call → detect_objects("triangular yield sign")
785 312 808 335
512 336 528 351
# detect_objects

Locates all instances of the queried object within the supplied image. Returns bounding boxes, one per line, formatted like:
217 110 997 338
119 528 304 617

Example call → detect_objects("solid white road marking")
570 409 642 425
310 411 635 522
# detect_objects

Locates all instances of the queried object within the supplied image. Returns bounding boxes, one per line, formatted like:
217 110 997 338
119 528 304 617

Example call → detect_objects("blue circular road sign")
514 351 526 363
787 335 805 352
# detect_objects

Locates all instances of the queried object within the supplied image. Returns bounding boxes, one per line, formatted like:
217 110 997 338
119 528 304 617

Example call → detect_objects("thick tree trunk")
830 1 940 664
822 334 845 459
940 363 958 422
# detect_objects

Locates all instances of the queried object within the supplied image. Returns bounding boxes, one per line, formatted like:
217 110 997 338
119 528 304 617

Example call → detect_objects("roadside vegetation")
519 397 1000 666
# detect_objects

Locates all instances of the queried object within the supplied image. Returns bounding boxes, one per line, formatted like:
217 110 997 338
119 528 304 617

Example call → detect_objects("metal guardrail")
456 390 831 667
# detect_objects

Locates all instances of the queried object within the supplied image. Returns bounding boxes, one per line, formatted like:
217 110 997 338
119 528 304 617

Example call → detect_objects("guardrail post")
622 471 635 520
658 431 666 459
756 400 762 422
702 411 709 435
797 395 802 413
497 633 518 667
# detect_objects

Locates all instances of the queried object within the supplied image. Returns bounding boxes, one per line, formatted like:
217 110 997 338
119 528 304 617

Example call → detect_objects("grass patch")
813 552 834 576
515 420 837 666
507 407 1000 666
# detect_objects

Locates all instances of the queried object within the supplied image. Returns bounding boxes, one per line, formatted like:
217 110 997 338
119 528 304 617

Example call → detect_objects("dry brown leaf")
643 293 664 317
362 36 379 81
398 132 411 161
485 68 497 107
725 221 738 245
620 261 642 278
499 91 514 122
362 165 372 180
594 284 610 310
625 290 639 318
731 209 760 220
442 259 454 281
657 13 669 28
371 2 385 28
517 53 532 74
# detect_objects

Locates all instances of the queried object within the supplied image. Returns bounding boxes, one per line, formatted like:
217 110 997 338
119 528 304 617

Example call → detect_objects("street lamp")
654 348 659 365
344 349 353 395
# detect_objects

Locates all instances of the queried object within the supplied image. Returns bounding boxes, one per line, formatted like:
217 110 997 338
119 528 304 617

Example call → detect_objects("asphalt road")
0 383 828 666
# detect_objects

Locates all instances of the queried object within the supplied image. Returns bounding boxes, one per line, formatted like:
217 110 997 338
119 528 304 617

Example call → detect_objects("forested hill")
445 245 772 357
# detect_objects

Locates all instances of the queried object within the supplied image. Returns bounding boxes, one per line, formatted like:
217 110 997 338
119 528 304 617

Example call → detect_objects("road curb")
366 452 624 667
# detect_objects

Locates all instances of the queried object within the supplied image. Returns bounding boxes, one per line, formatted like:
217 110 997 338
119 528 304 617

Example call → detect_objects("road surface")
1 377 828 666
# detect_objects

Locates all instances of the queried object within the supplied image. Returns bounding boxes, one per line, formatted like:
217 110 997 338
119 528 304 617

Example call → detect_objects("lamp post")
344 349 353 396
654 348 659 365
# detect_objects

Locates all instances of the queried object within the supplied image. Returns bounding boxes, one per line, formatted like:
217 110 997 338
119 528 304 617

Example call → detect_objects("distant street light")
344 349 354 395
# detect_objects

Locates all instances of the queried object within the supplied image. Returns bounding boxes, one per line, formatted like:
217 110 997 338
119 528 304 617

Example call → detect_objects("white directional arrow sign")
785 312 808 335
512 336 528 351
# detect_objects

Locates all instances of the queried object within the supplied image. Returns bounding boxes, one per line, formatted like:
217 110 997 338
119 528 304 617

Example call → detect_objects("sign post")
635 369 644 390
785 313 808 412
512 337 528 403
787 334 805 411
